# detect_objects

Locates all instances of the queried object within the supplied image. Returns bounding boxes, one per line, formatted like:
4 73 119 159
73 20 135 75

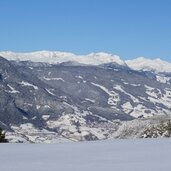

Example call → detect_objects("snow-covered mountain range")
0 51 171 143
0 51 126 66
0 51 171 73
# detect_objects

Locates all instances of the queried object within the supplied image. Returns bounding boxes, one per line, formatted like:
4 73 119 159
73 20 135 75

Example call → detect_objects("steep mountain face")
0 53 171 143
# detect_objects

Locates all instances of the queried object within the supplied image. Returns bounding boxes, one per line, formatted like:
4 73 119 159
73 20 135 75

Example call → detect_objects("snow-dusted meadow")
1 138 171 171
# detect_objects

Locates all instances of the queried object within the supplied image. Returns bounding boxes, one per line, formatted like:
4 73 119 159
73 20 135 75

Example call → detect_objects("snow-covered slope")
126 57 171 73
0 51 126 66
1 139 171 171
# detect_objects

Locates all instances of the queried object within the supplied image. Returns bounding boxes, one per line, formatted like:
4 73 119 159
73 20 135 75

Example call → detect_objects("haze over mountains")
0 51 171 143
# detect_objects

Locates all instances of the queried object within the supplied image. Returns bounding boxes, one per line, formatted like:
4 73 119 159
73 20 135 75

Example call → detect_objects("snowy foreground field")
1 139 171 171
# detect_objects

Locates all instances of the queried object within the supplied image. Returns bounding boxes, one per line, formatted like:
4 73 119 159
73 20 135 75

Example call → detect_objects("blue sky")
0 0 171 61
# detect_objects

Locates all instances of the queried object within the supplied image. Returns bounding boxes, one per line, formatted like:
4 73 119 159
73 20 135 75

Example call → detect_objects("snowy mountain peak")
126 57 171 73
76 52 126 66
0 51 76 63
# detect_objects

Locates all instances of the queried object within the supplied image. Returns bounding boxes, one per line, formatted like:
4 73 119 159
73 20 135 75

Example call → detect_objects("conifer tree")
0 128 8 143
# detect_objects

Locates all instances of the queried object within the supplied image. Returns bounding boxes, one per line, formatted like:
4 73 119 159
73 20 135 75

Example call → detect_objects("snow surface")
43 77 65 81
45 88 56 96
6 84 19 93
19 81 38 90
1 139 171 171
